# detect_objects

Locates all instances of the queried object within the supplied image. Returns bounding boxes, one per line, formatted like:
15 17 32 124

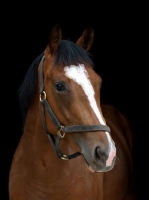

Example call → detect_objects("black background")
5 3 148 200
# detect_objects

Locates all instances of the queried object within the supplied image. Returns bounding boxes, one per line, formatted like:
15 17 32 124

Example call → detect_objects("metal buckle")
57 126 65 138
61 155 69 160
39 91 46 101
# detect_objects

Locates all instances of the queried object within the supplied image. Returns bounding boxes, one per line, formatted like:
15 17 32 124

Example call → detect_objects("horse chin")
84 156 116 173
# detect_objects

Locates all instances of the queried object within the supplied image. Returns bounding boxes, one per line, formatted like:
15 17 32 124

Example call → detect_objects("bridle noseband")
39 56 110 160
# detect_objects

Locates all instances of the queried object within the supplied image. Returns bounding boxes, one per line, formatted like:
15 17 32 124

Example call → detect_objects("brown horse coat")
9 24 138 200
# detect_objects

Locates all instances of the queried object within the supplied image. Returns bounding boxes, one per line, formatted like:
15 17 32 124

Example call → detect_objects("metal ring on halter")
39 91 46 101
61 155 69 160
57 126 65 138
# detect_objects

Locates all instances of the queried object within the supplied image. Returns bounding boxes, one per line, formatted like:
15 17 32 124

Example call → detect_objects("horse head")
39 24 116 173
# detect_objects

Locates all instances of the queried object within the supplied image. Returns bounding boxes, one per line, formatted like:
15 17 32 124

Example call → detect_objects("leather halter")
39 55 110 160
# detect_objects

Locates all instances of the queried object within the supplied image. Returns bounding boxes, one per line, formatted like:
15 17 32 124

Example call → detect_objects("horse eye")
54 83 65 91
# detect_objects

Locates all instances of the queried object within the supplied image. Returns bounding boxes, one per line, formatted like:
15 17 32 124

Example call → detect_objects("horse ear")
45 23 62 56
76 26 94 51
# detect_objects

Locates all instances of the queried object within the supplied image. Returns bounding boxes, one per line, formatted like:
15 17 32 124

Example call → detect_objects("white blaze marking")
64 64 116 167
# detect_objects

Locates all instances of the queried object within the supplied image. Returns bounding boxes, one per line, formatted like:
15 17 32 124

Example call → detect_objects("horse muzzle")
82 143 116 173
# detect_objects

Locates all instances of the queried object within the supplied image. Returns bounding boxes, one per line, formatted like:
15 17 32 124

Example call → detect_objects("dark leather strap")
63 124 110 133
41 98 62 130
39 55 45 94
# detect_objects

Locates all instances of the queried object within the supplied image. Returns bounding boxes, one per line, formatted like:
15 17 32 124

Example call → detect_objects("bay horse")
9 24 138 200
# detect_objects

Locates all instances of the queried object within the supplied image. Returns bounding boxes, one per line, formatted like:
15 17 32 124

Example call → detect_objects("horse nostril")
95 147 101 159
95 147 108 162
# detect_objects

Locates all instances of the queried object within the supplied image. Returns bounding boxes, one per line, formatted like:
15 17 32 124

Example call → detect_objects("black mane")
18 40 94 128
18 52 44 127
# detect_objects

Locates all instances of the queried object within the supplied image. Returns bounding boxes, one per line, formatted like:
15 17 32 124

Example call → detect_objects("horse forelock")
54 40 94 67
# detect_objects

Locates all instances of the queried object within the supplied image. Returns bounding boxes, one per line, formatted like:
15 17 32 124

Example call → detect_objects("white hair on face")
64 64 104 124
64 64 116 167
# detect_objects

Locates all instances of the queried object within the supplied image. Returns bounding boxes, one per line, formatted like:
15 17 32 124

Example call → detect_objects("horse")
9 24 138 200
